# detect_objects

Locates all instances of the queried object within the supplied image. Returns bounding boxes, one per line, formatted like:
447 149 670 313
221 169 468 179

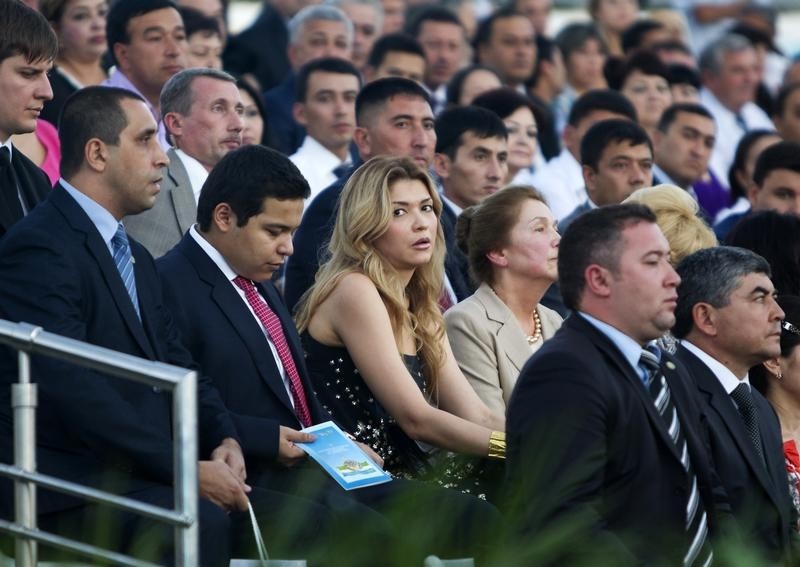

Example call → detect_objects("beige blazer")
445 283 562 415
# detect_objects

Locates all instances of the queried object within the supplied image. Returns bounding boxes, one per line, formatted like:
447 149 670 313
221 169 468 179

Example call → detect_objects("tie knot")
0 146 10 168
232 275 253 292
730 382 754 410
639 346 661 373
112 224 129 248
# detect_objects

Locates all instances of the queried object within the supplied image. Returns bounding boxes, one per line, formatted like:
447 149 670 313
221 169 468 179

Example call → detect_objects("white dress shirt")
700 88 774 191
528 148 587 220
290 136 349 207
174 149 209 204
189 225 295 408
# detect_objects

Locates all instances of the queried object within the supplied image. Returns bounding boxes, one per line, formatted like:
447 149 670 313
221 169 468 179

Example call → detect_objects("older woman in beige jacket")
445 186 562 415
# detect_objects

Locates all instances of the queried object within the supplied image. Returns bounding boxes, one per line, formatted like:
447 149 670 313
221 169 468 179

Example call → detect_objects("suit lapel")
477 284 530 374
52 185 156 359
570 315 683 463
679 346 780 501
180 236 296 414
165 150 196 235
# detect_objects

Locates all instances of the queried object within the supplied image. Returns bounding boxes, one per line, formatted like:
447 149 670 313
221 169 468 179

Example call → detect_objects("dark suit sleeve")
506 353 635 562
0 229 176 482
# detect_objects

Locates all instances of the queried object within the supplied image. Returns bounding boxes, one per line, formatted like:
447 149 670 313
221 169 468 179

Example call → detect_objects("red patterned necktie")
232 276 312 427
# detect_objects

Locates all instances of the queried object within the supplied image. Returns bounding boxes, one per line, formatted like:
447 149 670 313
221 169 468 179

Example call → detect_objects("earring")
778 372 783 380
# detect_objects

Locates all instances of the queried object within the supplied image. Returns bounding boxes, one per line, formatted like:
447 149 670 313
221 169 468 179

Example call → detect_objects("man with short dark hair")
124 68 244 257
434 106 509 304
773 82 800 144
103 0 188 150
263 4 354 155
364 32 426 84
507 204 718 565
284 77 435 311
529 89 637 219
674 246 794 562
290 57 362 201
558 119 653 233
714 141 800 240
652 103 722 218
406 7 466 114
473 9 537 90
0 0 57 238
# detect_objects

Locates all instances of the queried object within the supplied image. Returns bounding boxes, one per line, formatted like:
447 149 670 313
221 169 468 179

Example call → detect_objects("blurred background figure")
588 0 639 57
237 78 267 146
364 33 427 84
327 0 383 74
180 6 224 69
446 64 502 107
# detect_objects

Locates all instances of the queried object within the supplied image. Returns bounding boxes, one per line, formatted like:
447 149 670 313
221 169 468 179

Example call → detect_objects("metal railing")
0 319 199 567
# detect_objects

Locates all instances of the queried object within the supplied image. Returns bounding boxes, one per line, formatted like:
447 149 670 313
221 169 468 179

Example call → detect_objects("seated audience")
364 32 427 84
328 0 383 74
473 8 537 91
446 64 502 107
39 0 109 127
472 87 541 185
445 186 562 415
751 294 800 532
588 0 639 57
237 78 267 146
180 5 223 70
295 156 505 479
666 63 701 103
674 247 795 562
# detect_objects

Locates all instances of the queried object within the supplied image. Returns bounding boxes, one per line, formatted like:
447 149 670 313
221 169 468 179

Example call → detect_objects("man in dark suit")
157 144 499 562
673 246 796 562
283 77 436 312
506 204 723 564
0 1 57 238
0 87 324 565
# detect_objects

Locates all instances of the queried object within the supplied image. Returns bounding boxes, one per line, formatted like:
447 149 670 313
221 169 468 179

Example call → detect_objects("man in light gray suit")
124 68 244 257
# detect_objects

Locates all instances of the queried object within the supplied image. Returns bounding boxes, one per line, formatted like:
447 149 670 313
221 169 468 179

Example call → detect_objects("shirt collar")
579 311 647 376
296 135 350 169
1 139 12 160
440 193 463 217
189 224 239 282
681 340 751 393
174 149 210 203
61 178 120 252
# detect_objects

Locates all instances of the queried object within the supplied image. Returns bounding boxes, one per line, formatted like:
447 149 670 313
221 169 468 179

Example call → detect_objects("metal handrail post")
12 349 37 567
174 370 198 566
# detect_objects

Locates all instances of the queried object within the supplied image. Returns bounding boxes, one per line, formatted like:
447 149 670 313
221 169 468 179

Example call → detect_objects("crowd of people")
2 0 800 564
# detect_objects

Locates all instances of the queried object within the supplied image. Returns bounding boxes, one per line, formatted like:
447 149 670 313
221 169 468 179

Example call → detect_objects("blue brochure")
297 421 392 490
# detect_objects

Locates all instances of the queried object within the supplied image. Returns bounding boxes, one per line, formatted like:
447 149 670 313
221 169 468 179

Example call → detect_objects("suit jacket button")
153 386 161 393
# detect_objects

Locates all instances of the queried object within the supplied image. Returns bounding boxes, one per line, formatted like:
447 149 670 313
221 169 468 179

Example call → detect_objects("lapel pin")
131 257 136 264
665 361 676 370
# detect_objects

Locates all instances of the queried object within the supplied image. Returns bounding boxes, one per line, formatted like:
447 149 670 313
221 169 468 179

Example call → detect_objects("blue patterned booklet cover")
298 421 392 490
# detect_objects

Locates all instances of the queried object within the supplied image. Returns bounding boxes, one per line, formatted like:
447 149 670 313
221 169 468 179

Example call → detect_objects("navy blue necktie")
112 225 140 320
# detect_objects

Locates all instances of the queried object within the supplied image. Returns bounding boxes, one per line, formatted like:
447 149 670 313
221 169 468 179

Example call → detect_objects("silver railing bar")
0 519 159 567
0 465 192 526
0 319 199 566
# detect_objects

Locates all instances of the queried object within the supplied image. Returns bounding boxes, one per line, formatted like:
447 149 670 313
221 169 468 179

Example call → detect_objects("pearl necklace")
526 308 542 345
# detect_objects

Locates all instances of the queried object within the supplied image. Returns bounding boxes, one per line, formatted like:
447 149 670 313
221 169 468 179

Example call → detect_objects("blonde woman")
445 186 562 415
295 156 505 479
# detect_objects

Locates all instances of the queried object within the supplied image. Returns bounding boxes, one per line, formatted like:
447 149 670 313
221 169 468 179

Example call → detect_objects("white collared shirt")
188 225 295 408
529 148 587 220
290 136 350 207
682 340 752 395
700 88 774 191
174 149 210 204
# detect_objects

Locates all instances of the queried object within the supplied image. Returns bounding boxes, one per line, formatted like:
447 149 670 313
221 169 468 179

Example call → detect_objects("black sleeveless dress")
301 331 434 478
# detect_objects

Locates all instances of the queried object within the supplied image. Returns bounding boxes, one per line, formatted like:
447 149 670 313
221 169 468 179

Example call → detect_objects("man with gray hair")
263 3 354 155
699 33 774 190
673 246 795 562
125 67 244 257
326 0 383 73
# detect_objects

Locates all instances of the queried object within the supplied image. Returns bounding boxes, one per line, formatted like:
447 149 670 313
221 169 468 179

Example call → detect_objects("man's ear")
163 112 183 141
212 202 237 233
584 264 612 298
113 43 129 74
433 153 451 180
353 126 370 157
84 138 109 173
691 302 719 337
293 102 307 126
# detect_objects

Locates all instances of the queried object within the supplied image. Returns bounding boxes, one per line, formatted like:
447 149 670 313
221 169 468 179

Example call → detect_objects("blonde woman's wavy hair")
295 156 447 396
624 184 717 264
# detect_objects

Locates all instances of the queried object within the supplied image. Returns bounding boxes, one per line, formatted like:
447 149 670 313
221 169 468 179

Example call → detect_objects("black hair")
367 33 425 69
236 78 268 145
580 118 652 170
434 106 508 159
59 86 145 179
197 145 310 231
555 22 607 61
774 82 800 118
446 65 501 106
559 204 657 311
665 63 701 89
657 102 713 132
472 7 525 50
567 89 637 127
605 49 670 91
621 20 665 53
753 141 800 187
728 129 778 201
405 6 463 38
178 6 221 38
355 77 430 125
529 35 559 87
472 87 537 120
295 57 362 102
107 0 179 66
0 0 58 64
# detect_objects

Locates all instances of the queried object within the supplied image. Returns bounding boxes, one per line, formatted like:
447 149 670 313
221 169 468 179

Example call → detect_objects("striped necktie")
640 347 713 566
111 224 140 320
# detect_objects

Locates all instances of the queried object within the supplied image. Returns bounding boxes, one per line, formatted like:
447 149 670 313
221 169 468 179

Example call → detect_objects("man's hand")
211 437 247 483
355 441 384 469
277 426 314 467
198 460 250 512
